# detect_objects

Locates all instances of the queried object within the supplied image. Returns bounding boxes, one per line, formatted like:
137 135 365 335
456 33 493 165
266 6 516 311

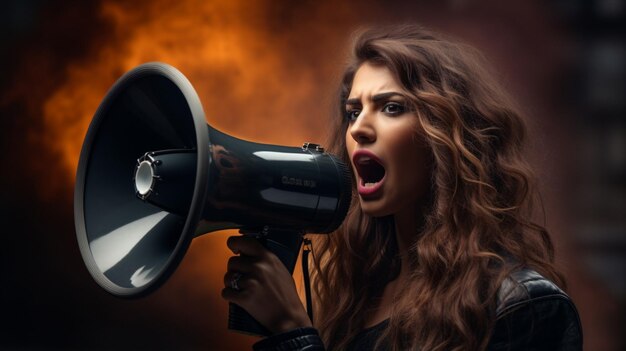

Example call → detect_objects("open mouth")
353 151 386 195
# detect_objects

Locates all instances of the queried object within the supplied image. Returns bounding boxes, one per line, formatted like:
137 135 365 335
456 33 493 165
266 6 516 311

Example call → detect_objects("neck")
364 207 423 327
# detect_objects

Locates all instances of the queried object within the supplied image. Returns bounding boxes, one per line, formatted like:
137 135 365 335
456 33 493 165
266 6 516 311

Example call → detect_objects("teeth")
358 156 371 164
364 182 377 187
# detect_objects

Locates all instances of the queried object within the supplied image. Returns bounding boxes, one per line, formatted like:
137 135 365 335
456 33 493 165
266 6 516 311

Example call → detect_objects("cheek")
389 154 430 214
390 131 431 197
345 129 355 154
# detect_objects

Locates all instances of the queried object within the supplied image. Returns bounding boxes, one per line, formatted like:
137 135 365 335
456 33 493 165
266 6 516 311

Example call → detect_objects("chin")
359 199 394 218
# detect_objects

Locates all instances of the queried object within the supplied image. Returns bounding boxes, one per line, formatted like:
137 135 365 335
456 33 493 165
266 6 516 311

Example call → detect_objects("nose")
349 110 376 144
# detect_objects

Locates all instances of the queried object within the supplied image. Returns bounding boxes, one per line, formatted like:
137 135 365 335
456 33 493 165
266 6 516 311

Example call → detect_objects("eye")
382 102 406 116
345 109 361 122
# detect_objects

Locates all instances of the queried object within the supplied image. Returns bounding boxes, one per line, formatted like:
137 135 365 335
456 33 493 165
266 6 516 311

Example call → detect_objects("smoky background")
0 0 623 350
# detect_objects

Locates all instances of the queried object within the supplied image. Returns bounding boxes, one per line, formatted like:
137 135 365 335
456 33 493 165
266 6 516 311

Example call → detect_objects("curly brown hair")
309 25 564 350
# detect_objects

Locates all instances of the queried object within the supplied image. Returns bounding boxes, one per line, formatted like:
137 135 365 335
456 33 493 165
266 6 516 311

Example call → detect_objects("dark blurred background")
1 0 624 350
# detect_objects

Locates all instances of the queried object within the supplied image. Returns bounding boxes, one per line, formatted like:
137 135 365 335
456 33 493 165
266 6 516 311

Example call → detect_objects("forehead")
348 62 403 99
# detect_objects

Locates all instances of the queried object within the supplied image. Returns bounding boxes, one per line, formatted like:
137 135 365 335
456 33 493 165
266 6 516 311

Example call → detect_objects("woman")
222 25 582 350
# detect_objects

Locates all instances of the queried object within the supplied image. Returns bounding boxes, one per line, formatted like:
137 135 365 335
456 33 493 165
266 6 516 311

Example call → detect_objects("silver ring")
230 272 243 291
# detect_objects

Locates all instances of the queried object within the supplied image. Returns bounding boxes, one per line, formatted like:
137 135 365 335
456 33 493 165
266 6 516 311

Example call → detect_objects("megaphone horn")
74 62 352 336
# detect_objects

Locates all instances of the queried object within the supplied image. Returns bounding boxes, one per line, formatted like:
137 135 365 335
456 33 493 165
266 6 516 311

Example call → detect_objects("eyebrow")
345 92 406 106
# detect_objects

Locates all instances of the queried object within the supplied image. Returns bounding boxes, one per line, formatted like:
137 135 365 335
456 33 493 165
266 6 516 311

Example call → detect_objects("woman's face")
345 62 431 218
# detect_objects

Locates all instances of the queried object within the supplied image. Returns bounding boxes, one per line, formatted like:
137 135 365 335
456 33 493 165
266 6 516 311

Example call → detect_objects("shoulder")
496 268 571 317
489 268 583 351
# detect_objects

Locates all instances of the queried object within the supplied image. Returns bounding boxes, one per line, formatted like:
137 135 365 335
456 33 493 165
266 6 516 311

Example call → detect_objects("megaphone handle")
228 303 270 336
228 231 304 336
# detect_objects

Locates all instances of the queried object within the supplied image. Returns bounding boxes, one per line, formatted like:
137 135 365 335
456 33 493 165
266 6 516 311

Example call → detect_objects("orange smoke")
42 0 358 182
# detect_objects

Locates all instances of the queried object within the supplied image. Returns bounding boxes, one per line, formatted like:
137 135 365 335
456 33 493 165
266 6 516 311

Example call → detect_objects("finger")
221 280 258 304
227 236 267 258
226 255 256 273
221 287 246 303
226 235 241 254
223 271 251 290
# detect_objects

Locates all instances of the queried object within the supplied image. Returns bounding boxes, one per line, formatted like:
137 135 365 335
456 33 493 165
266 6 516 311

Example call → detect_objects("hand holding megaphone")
222 235 313 334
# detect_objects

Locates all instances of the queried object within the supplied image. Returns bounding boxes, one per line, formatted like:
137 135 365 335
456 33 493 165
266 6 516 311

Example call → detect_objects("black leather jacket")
253 269 583 350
